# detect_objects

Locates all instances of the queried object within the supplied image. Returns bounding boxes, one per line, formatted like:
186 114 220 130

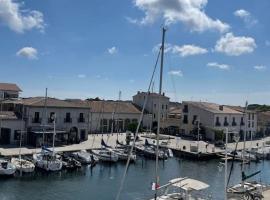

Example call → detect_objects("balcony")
224 121 229 127
78 118 85 123
232 122 237 126
32 118 41 123
240 121 245 126
64 118 72 123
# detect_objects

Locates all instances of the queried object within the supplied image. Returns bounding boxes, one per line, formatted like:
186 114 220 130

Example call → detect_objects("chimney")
219 105 224 111
162 92 165 96
137 91 140 94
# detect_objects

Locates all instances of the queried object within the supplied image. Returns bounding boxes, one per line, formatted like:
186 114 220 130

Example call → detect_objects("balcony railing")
64 118 72 123
224 121 229 127
32 118 42 123
232 122 237 126
78 118 85 123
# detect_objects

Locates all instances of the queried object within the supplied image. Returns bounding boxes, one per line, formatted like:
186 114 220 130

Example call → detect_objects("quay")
1 132 270 159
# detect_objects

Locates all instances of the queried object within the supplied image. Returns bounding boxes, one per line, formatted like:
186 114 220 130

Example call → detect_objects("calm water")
1 158 270 200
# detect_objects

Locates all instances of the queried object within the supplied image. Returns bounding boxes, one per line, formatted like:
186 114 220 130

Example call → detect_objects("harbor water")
1 158 270 200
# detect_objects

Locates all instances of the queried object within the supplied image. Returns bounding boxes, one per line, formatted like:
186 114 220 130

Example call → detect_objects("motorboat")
72 150 99 165
33 148 62 171
11 157 35 173
150 177 210 200
135 145 168 160
62 156 82 170
92 149 118 162
0 159 16 176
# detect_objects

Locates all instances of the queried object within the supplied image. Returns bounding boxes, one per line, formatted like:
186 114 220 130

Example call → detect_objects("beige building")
0 83 21 99
181 101 257 141
133 91 170 128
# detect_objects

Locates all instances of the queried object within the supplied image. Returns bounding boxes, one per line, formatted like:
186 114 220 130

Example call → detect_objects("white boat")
150 177 210 200
113 148 136 162
11 157 35 173
0 159 16 176
92 149 118 162
72 150 99 164
227 181 267 199
33 149 62 171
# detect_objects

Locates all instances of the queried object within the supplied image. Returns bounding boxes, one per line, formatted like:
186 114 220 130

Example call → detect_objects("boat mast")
52 113 56 155
42 88 48 146
241 101 248 188
19 102 24 176
155 27 166 200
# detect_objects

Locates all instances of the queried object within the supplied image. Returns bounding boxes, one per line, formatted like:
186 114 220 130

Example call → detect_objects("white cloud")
132 0 230 32
254 65 267 71
16 47 38 59
234 9 257 27
168 70 183 77
77 74 86 78
214 33 256 56
107 46 118 54
172 44 208 57
152 43 173 53
0 0 45 33
266 40 270 47
207 62 230 70
125 17 139 24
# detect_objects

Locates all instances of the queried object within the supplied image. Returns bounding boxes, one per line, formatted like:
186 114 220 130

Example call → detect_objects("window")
154 104 156 108
48 112 55 123
183 105 188 113
165 105 168 109
252 122 254 128
162 104 164 110
224 117 229 126
232 117 237 126
14 130 21 140
192 115 197 125
252 113 254 120
65 112 72 123
33 112 41 123
78 113 85 123
248 113 251 120
153 114 156 119
248 122 250 128
183 115 188 124
215 117 221 126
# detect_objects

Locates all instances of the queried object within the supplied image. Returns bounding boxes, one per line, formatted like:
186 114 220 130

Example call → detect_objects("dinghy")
11 157 35 173
0 159 16 176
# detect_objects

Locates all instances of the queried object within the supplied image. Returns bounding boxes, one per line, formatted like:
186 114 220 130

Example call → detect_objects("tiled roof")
183 101 243 114
18 97 141 114
0 111 18 120
0 83 22 92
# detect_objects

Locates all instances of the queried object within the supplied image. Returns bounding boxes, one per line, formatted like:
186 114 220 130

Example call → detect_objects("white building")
133 91 170 128
181 101 257 141
0 83 21 100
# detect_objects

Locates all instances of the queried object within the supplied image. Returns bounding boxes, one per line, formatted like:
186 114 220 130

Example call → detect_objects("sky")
0 0 269 106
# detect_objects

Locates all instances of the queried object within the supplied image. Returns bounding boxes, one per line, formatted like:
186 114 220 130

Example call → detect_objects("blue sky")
0 0 269 105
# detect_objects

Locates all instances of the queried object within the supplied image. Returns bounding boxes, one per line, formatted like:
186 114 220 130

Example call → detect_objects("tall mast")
155 27 166 200
42 88 48 145
241 101 248 188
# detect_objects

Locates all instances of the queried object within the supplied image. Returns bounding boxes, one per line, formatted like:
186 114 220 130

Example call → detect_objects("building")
0 97 151 146
257 111 270 136
0 83 21 100
181 101 257 141
132 91 170 129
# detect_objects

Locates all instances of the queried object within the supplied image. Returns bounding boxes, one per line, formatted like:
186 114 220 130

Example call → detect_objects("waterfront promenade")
1 132 270 157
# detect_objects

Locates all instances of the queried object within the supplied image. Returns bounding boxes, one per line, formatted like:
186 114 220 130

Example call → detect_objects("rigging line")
115 48 162 200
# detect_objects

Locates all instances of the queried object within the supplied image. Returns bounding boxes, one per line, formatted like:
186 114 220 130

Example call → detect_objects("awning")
169 178 209 191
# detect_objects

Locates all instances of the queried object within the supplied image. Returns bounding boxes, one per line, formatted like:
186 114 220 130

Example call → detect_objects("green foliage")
127 122 141 133
248 104 270 112
214 129 224 141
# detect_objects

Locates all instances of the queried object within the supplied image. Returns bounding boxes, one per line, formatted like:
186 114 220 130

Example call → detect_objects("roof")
133 91 170 99
0 83 22 92
13 97 141 114
169 178 209 191
227 105 256 113
0 111 18 120
183 101 243 114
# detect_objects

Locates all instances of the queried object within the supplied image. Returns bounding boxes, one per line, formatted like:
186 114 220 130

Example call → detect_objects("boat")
150 177 210 200
92 149 118 162
11 157 35 173
112 148 136 162
33 148 62 171
72 150 99 165
61 154 82 170
0 159 16 176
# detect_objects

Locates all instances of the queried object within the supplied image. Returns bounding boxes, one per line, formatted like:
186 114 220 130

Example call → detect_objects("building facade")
181 101 257 141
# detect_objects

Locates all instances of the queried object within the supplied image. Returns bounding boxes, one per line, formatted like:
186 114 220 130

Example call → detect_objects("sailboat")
11 105 35 173
33 113 62 171
91 139 119 162
148 28 209 200
0 159 16 176
226 102 269 199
